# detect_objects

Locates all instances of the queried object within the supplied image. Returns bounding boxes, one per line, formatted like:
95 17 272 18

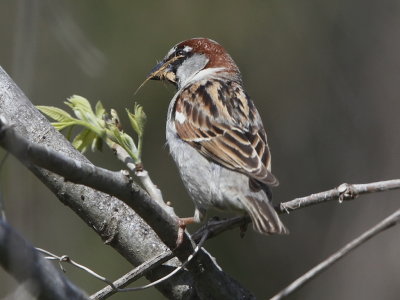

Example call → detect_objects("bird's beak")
134 55 183 95
147 56 181 83
147 61 167 80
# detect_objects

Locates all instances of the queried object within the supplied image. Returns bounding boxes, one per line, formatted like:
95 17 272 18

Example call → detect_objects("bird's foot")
176 217 196 248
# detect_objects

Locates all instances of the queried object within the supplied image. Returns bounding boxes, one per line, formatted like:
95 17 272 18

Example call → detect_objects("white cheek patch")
175 111 186 124
189 67 225 82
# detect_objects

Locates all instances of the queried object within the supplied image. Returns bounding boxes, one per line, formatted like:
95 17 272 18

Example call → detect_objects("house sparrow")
147 38 288 235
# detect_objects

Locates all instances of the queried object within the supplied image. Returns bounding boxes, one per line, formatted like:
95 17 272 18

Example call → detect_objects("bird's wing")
172 79 278 186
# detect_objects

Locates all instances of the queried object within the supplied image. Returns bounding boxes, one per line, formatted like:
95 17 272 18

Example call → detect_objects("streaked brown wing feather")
173 79 278 186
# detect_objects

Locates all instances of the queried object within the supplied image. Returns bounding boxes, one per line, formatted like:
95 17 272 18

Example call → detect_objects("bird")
146 38 288 236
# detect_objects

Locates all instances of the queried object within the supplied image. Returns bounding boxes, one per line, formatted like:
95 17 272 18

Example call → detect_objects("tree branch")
0 114 254 299
0 66 255 300
191 180 400 240
270 208 400 300
3 64 396 300
0 220 88 300
277 180 400 213
90 251 175 299
36 248 117 290
108 141 171 213
0 66 191 299
91 230 210 299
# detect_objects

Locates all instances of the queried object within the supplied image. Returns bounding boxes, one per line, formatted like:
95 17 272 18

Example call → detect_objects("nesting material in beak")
134 55 184 95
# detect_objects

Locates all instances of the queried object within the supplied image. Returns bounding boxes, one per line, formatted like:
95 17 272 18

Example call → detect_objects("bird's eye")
175 49 185 56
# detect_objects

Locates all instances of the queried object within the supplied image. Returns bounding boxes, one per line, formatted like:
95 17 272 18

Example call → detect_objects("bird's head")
146 38 240 89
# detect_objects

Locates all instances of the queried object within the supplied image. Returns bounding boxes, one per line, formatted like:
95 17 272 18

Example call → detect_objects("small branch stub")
338 183 358 203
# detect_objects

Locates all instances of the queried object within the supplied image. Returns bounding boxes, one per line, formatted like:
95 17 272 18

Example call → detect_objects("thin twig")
192 216 249 242
278 180 400 213
135 169 165 207
36 248 117 289
270 208 400 300
109 141 170 212
192 180 400 240
38 239 209 300
90 252 175 299
120 230 209 292
91 230 209 299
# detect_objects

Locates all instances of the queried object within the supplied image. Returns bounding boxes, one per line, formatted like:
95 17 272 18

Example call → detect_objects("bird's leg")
176 217 196 247
176 208 205 247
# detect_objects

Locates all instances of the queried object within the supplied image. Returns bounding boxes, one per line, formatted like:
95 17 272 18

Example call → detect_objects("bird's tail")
243 196 289 235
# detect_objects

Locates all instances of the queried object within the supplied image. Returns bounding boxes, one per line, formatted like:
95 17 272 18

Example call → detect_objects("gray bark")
0 66 255 300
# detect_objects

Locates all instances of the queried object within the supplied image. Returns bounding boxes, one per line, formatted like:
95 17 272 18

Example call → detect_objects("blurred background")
1 0 400 299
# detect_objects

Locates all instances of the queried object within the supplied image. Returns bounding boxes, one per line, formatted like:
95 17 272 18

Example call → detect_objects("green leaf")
91 135 103 152
72 129 98 153
106 124 138 160
110 109 122 130
95 101 106 118
37 106 75 123
52 121 77 131
62 95 107 137
66 95 95 124
121 133 137 155
38 95 146 164
66 125 75 140
127 103 147 137
66 95 92 113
